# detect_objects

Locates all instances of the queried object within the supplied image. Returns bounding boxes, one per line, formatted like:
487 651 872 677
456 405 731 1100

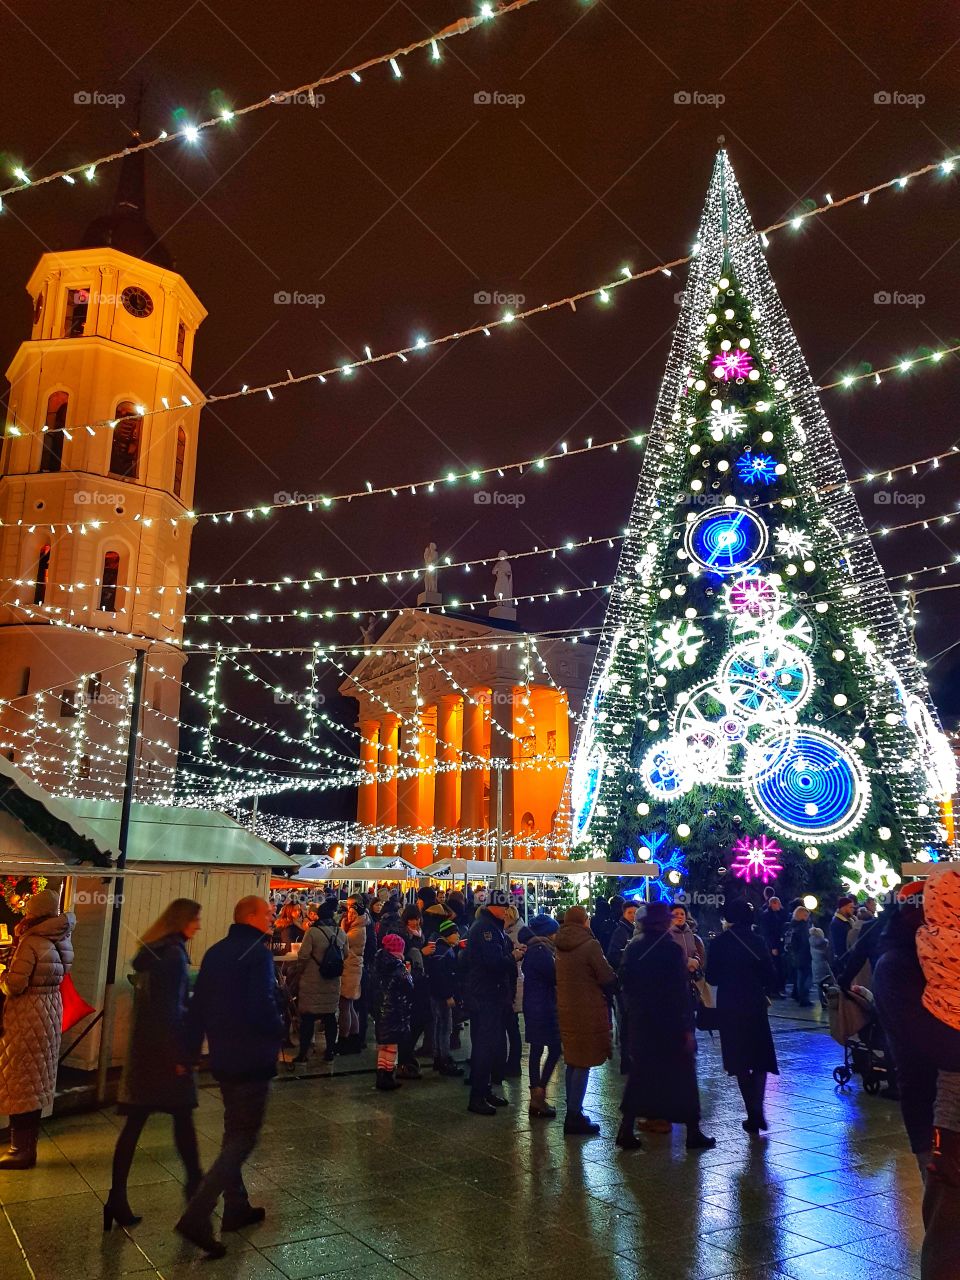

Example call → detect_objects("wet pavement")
0 1001 922 1279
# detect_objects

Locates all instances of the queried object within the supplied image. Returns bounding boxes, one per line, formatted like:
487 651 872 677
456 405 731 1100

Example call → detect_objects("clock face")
121 286 154 318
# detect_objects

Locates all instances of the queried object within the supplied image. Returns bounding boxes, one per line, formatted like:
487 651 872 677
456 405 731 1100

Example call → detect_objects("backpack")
314 926 345 980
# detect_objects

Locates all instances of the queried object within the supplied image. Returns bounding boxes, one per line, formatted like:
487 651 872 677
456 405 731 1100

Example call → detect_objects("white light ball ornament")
803 894 818 910
676 824 691 838
636 802 650 816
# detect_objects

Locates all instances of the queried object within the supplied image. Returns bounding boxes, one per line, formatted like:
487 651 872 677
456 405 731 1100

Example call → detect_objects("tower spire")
79 121 172 268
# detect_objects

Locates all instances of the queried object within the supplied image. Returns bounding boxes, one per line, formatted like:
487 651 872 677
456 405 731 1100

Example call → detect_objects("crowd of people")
0 874 958 1276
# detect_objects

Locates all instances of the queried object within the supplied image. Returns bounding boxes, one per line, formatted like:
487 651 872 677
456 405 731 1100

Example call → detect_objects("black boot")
686 1126 717 1151
103 1192 142 1230
175 1216 227 1258
375 1069 402 1091
222 1204 266 1232
468 1094 497 1116
564 1113 601 1136
0 1111 40 1170
615 1118 642 1150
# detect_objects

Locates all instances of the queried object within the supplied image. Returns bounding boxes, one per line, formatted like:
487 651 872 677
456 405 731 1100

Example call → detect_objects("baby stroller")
824 980 891 1096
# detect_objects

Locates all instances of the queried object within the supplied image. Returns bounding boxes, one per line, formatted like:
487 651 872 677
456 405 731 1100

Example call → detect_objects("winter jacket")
186 922 284 1082
340 914 369 1001
829 912 853 961
705 925 779 1077
835 916 883 992
0 912 74 1115
620 929 700 1123
810 926 831 987
421 904 450 940
555 921 615 1068
296 924 348 1015
917 868 960 1031
605 918 634 972
669 923 706 971
373 949 413 1044
425 940 460 1002
758 906 786 955
521 936 559 1046
463 910 515 1010
788 917 812 967
119 932 197 1113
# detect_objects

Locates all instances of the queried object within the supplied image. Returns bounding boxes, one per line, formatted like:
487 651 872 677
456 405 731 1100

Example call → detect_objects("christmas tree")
570 151 956 902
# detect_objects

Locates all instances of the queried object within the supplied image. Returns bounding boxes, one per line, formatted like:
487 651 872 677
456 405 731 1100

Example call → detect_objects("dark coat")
605 918 634 972
186 923 284 1081
555 923 616 1068
704 926 779 1076
829 912 853 961
119 933 197 1113
758 906 785 954
373 950 413 1044
463 910 515 1010
425 941 460 1002
620 930 700 1123
835 916 883 991
521 937 560 1046
421 904 449 940
788 916 812 966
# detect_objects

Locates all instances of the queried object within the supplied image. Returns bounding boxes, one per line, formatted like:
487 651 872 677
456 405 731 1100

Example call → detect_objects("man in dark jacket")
758 898 787 997
417 886 450 940
606 900 638 1075
177 897 284 1257
829 895 856 961
425 918 463 1076
464 887 521 1116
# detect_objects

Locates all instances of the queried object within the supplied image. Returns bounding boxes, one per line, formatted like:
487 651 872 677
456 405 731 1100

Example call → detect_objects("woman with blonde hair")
104 899 203 1231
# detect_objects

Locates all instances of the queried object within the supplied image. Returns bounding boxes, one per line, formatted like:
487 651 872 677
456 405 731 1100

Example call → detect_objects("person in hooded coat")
521 915 561 1118
105 899 204 1228
555 906 616 1136
705 898 779 1134
293 898 348 1063
0 889 74 1170
618 901 715 1152
338 895 370 1053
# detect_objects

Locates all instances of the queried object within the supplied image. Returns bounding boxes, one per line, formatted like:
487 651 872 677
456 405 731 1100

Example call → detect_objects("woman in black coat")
618 901 715 1151
521 916 562 1118
106 899 204 1230
705 898 779 1134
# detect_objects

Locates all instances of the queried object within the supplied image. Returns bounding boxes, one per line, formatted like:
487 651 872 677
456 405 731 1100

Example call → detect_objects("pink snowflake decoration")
711 348 754 381
730 835 783 883
727 575 779 618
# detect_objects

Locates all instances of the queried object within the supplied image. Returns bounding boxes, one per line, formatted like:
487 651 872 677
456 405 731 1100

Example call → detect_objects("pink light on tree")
711 348 754 381
727 574 779 617
730 834 783 883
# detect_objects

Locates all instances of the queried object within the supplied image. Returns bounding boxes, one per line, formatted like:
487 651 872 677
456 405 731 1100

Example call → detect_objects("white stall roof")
420 859 499 880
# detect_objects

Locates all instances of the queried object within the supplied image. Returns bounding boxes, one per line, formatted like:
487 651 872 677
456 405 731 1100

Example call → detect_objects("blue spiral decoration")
685 508 768 575
749 731 867 838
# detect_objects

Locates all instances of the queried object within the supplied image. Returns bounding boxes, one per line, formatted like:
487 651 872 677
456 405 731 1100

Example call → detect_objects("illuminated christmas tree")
570 151 955 895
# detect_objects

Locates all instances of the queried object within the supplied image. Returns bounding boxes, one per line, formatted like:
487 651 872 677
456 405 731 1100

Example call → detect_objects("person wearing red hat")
373 932 414 1092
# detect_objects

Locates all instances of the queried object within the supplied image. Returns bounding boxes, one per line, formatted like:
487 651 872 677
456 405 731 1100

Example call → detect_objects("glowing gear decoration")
652 618 707 670
736 451 778 486
720 641 814 712
774 526 813 559
725 573 780 618
730 602 816 655
640 740 694 800
711 348 754 381
730 835 783 883
841 851 902 898
685 507 768 575
746 729 869 841
708 406 747 440
905 695 958 799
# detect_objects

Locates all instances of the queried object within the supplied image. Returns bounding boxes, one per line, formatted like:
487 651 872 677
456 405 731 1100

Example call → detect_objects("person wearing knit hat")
372 933 413 1092
522 913 562 1118
417 885 450 942
425 919 464 1078
463 888 521 1115
617 899 715 1152
0 887 74 1170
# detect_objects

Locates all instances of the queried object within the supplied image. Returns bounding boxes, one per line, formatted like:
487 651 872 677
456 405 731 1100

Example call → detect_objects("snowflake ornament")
635 832 688 903
736 452 778 486
773 526 813 559
711 348 754 381
730 834 783 883
708 406 747 441
725 573 781 618
653 618 707 671
841 851 901 898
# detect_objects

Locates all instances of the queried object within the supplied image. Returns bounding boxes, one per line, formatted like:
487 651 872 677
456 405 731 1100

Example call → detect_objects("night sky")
3 1 959 821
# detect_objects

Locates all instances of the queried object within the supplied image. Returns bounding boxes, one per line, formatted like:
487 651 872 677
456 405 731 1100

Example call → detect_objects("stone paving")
0 1003 923 1280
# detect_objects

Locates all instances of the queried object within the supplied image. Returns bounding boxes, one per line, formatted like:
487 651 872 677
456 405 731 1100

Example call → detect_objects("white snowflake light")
841 851 902 898
708 405 746 441
653 618 707 670
774 526 813 559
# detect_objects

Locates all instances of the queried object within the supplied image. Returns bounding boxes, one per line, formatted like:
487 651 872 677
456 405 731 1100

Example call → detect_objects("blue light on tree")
685 506 768 574
736 451 778 485
632 832 688 903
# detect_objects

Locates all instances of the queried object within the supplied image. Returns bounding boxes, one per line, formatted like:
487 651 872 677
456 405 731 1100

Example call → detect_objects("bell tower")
0 147 207 797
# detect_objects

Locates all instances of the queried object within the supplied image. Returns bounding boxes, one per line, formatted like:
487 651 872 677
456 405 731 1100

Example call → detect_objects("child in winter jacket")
373 934 413 1091
425 919 463 1077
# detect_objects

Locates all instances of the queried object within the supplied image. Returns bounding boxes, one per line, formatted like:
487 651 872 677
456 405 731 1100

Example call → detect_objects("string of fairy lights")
0 0 536 203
